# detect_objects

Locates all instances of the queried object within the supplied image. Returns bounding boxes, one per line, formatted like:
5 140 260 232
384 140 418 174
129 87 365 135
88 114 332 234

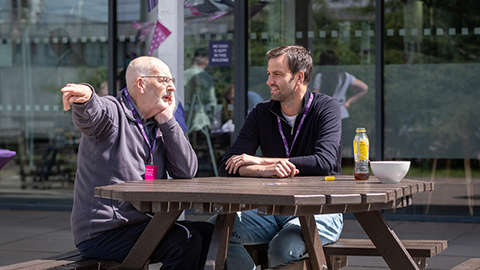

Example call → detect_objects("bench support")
354 210 420 270
120 210 183 270
299 215 327 270
205 213 236 270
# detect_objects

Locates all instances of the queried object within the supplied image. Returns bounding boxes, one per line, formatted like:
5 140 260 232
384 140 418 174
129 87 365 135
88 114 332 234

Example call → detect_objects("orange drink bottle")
353 127 370 181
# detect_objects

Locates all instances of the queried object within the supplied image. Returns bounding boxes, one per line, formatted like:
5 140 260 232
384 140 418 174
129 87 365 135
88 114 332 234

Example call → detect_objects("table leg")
204 213 236 270
299 215 327 270
120 210 183 270
354 211 420 270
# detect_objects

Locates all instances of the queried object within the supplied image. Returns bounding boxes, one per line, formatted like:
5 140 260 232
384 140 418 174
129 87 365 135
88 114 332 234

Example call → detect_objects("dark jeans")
78 220 214 270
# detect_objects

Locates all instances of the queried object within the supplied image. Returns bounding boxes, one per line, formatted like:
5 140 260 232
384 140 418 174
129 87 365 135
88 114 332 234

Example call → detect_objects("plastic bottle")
353 127 370 181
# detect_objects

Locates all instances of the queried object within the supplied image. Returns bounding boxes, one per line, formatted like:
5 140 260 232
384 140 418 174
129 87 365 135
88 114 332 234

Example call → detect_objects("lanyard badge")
145 165 158 180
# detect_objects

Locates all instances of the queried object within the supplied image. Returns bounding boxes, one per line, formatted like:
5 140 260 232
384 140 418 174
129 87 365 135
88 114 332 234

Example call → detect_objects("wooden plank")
0 257 100 270
354 211 420 270
246 237 447 270
323 239 447 258
360 193 389 204
0 260 52 270
93 177 433 208
328 194 362 204
52 259 104 270
204 213 236 270
298 215 327 270
451 258 480 270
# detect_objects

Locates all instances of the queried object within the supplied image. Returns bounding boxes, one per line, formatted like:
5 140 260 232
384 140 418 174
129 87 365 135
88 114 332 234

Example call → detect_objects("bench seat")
246 238 448 270
451 258 480 270
324 238 447 257
0 250 122 270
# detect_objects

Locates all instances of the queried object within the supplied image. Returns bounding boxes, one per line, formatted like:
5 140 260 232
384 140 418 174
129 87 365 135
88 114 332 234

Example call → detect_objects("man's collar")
120 89 148 123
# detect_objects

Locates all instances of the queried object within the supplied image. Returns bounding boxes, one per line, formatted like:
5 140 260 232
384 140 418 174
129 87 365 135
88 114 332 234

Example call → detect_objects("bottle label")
353 137 369 162
353 142 357 160
358 141 368 161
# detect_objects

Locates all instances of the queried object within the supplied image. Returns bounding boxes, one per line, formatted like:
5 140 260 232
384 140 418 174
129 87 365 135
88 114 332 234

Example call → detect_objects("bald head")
125 56 169 93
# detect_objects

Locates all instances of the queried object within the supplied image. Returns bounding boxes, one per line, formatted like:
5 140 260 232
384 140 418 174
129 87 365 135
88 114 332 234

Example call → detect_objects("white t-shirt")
282 112 298 129
313 72 356 119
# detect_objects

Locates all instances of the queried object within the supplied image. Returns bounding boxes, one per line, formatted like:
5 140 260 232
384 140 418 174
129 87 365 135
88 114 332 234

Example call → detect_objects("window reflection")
248 0 375 160
384 0 480 216
184 0 234 177
0 1 108 193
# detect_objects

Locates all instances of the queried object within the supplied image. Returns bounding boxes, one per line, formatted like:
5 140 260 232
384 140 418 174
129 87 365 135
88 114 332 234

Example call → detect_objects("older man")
62 56 213 269
211 45 343 269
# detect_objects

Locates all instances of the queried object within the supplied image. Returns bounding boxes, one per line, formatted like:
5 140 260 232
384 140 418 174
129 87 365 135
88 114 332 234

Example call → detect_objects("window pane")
184 1 234 177
0 0 108 203
384 0 480 216
248 0 376 171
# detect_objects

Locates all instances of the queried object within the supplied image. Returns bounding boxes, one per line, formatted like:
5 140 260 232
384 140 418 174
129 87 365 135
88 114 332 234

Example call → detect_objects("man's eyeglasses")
141 76 176 86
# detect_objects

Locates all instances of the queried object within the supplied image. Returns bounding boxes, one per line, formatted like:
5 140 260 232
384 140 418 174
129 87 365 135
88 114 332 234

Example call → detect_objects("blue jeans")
208 210 343 270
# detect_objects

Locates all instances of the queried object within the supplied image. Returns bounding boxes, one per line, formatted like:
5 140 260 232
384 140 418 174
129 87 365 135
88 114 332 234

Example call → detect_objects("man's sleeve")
289 97 342 176
71 89 117 138
159 118 198 178
219 109 260 176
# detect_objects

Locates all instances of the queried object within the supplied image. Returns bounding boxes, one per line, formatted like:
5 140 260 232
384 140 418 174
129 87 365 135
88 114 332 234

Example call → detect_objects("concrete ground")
0 210 479 269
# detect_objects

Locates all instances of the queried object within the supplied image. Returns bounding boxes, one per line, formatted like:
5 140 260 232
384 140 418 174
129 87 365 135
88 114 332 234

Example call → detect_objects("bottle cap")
356 127 366 132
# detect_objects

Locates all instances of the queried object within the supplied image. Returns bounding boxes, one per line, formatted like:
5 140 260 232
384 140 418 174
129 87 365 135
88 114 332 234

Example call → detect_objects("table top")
94 176 433 216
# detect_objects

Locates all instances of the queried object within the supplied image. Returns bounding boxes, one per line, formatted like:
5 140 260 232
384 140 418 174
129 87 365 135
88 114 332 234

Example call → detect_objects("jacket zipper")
271 107 306 136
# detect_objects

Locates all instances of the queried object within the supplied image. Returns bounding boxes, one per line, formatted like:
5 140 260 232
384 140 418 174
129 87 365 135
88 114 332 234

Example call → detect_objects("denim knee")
267 225 306 267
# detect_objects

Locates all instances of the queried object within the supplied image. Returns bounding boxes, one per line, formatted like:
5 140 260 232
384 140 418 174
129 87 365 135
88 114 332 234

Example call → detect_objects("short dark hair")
266 45 313 84
320 50 339 66
194 48 208 58
193 48 209 66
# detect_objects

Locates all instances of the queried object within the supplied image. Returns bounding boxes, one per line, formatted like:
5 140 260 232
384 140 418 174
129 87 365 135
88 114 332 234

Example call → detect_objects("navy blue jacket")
220 90 342 176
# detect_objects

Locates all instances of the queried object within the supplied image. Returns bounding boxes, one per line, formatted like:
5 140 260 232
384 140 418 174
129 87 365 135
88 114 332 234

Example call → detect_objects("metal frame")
108 0 117 97
375 0 384 161
233 0 248 139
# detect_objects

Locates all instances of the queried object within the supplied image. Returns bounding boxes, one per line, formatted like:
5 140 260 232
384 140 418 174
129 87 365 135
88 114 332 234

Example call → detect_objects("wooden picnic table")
94 175 434 270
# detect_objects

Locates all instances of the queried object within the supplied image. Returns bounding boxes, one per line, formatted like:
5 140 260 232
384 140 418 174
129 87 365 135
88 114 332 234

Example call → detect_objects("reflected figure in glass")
313 50 368 120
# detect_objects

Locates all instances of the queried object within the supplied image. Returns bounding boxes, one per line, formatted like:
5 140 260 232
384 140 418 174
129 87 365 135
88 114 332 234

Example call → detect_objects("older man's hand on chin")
154 91 176 124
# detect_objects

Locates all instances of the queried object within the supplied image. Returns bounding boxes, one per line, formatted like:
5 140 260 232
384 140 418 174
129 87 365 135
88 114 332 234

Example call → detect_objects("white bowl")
370 161 411 183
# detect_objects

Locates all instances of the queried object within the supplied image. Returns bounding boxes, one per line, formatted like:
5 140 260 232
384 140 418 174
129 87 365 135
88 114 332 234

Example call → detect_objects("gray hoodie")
70 88 197 246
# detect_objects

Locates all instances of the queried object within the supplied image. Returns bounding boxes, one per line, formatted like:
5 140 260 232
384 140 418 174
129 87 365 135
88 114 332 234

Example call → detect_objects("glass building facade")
0 0 479 220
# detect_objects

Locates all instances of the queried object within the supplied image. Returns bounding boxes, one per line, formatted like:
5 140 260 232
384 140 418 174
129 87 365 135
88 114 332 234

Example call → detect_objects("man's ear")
135 77 146 94
296 71 305 85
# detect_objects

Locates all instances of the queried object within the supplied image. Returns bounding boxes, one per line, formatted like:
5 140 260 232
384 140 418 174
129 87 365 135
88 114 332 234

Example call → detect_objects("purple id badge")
145 165 158 180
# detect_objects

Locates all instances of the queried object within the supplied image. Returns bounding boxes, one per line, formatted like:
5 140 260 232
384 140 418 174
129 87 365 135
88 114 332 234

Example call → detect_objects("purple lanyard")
124 90 156 165
277 94 313 158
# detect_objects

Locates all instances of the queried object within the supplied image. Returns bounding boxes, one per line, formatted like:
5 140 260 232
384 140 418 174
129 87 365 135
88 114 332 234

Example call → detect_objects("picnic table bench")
246 238 448 269
0 250 122 270
93 176 444 270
